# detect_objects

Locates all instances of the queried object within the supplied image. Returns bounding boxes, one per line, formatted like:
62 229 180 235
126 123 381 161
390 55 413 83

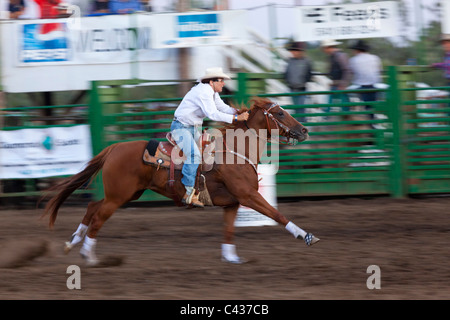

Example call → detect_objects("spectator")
93 0 110 13
431 34 450 87
284 41 313 122
140 0 151 12
431 34 450 114
109 0 141 14
321 39 351 113
8 0 25 18
33 0 61 18
348 39 382 121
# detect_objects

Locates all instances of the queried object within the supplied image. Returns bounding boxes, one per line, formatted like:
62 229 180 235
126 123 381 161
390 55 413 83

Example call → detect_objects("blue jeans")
170 120 202 188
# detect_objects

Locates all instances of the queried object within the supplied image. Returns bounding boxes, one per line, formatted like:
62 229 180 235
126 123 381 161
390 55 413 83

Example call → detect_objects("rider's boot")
182 187 204 208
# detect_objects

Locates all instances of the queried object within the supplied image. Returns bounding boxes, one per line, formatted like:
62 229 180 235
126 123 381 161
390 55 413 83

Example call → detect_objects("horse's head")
248 98 309 145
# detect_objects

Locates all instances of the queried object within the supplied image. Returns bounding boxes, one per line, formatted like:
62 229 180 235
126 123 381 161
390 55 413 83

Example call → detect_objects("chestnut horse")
43 97 319 266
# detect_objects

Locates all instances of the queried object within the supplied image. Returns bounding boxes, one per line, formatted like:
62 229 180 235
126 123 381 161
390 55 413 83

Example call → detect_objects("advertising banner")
0 125 92 179
151 10 249 48
0 11 248 92
15 15 156 66
294 1 400 42
21 22 70 63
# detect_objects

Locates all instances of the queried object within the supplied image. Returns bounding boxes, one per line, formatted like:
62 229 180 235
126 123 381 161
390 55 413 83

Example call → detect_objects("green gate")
396 66 450 194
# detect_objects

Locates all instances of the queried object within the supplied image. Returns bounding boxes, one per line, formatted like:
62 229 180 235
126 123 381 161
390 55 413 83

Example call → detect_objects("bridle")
245 103 293 144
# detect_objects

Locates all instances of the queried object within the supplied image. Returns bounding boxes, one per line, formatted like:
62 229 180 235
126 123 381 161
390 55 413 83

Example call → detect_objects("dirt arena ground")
0 196 449 300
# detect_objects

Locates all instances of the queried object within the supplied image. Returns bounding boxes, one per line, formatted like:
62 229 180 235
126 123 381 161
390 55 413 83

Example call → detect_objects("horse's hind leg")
64 200 103 254
221 204 247 264
79 200 121 266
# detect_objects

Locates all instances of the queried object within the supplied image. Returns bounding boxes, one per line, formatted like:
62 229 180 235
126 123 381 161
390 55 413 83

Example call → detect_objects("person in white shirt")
171 67 249 207
348 40 382 121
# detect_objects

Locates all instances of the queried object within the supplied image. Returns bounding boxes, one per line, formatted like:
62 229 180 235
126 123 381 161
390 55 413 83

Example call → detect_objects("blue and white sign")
21 22 70 63
177 13 220 38
151 10 249 49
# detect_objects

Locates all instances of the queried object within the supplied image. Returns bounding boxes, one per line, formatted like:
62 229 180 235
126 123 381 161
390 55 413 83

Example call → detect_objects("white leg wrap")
222 243 246 264
81 236 96 252
70 223 88 245
80 236 99 266
285 221 307 239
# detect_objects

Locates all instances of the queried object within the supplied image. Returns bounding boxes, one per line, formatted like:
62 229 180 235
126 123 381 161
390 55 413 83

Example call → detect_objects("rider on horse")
171 67 249 207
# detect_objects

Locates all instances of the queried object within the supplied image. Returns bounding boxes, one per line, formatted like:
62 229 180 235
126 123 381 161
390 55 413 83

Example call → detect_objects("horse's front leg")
239 191 320 246
221 204 247 264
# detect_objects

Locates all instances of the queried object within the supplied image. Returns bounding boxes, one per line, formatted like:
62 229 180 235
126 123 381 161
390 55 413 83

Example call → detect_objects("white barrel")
235 164 278 227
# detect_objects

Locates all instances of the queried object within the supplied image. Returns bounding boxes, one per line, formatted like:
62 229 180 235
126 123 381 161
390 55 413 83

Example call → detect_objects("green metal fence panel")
395 66 450 195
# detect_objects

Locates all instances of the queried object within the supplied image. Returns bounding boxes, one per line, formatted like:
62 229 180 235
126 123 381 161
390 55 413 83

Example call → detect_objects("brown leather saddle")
142 132 214 172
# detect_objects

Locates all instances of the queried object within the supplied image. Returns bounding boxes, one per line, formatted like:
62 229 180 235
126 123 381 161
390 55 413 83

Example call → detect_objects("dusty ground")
0 196 449 300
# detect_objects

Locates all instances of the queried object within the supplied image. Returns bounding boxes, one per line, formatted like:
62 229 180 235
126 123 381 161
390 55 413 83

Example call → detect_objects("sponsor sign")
177 13 220 38
0 125 92 179
16 15 154 66
151 10 249 48
294 1 400 41
21 22 70 63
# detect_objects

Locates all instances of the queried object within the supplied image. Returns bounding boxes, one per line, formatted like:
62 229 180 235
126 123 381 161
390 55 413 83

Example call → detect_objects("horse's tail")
44 144 115 228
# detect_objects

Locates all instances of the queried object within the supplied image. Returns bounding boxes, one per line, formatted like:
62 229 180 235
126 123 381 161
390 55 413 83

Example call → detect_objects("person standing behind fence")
284 41 313 122
321 39 351 114
430 34 450 115
348 40 382 121
431 34 450 95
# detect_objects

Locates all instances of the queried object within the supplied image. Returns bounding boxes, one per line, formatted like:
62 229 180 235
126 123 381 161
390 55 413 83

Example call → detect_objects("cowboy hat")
440 34 450 42
287 41 306 51
320 39 342 47
349 39 370 52
198 67 231 82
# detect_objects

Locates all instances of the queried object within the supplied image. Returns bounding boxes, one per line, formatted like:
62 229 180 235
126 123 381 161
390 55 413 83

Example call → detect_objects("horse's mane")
218 97 273 133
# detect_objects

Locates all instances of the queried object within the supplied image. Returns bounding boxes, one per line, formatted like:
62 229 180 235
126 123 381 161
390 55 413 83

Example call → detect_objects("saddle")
142 132 214 172
142 132 214 207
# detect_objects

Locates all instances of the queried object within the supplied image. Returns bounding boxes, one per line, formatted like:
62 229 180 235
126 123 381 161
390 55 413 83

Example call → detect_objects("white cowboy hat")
440 34 450 42
320 39 342 47
198 67 231 82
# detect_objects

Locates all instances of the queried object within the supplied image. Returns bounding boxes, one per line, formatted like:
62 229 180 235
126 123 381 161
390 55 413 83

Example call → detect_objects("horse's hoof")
64 242 73 254
304 233 320 246
221 256 248 264
80 248 99 267
80 254 99 267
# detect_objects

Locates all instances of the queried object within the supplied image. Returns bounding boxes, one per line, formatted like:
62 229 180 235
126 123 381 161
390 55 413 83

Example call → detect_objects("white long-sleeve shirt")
174 83 236 126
